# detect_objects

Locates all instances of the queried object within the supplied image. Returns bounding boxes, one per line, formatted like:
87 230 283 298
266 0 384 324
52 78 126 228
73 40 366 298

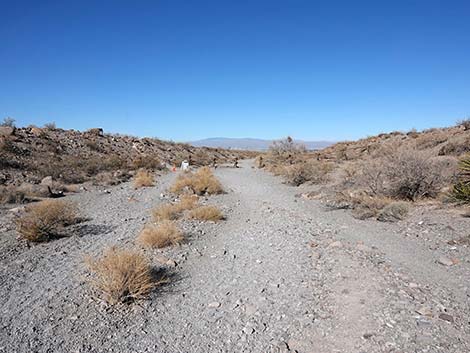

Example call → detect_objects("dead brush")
137 221 184 248
15 199 79 242
188 205 224 222
85 247 156 304
170 167 223 195
152 195 199 221
133 169 154 188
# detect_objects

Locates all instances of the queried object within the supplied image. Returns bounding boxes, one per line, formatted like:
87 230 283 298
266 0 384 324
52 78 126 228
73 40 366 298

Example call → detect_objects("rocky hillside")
0 126 251 197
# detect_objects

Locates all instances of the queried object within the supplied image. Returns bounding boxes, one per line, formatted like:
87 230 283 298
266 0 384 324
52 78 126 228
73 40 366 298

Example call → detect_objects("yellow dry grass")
170 167 223 195
188 205 224 222
137 221 184 248
85 247 155 304
15 199 79 242
133 169 154 188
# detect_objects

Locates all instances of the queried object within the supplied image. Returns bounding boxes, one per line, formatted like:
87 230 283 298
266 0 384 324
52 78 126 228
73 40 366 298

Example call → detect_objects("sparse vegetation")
138 221 184 248
170 167 223 195
15 199 79 242
152 203 181 221
188 205 224 222
283 161 332 186
457 118 470 131
134 169 154 188
85 247 155 304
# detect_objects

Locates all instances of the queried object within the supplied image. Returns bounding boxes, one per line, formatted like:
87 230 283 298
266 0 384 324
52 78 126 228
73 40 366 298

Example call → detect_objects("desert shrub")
152 195 199 221
134 169 154 188
170 167 223 195
356 151 456 200
137 221 183 248
377 201 410 222
450 156 470 204
85 247 155 304
152 204 180 221
438 136 470 156
188 205 224 222
192 167 224 195
283 161 332 186
15 199 79 242
85 140 102 152
385 152 455 200
177 194 199 210
268 136 306 163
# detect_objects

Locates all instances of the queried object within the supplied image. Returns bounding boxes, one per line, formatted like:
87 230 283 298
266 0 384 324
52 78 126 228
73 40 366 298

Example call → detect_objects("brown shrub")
85 247 155 304
170 167 223 195
356 151 456 200
177 194 199 210
152 204 180 221
350 195 391 220
283 161 333 186
137 221 183 248
134 169 154 188
457 118 470 131
15 199 79 242
188 206 224 222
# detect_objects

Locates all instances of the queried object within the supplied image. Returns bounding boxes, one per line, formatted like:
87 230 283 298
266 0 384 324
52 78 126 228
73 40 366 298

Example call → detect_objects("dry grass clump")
85 247 155 304
152 203 180 221
137 221 184 248
152 195 199 221
170 167 223 195
133 169 154 188
15 199 79 242
188 205 224 222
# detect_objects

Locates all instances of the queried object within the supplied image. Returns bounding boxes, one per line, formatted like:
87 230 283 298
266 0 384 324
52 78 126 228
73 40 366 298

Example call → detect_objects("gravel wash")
0 160 469 352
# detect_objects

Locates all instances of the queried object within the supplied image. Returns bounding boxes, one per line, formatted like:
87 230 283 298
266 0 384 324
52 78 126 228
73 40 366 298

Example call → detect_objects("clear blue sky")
1 0 469 142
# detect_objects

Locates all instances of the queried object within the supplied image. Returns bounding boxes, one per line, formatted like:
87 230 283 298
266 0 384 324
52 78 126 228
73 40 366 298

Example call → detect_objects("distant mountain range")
189 137 334 151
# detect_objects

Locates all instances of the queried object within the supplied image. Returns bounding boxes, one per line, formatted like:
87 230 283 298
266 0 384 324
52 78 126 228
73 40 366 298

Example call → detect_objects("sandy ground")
1 160 469 353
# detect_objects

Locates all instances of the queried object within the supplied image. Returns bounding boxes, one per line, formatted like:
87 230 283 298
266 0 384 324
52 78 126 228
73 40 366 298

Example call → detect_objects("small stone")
329 241 343 248
208 302 221 308
363 333 374 339
416 306 432 317
438 256 454 266
40 176 53 186
438 313 454 323
166 259 177 268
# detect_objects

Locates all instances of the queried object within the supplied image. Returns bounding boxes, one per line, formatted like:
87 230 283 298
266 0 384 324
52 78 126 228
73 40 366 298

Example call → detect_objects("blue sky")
1 0 469 142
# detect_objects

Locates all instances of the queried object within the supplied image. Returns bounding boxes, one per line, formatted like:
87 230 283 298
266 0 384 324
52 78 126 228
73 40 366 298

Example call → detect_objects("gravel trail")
1 160 469 352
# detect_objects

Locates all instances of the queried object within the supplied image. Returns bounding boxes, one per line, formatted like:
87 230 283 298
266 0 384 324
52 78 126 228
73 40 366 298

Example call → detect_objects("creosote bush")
138 221 184 248
356 150 456 201
170 167 223 195
188 205 224 222
85 247 155 304
15 199 79 242
283 161 332 186
134 169 154 188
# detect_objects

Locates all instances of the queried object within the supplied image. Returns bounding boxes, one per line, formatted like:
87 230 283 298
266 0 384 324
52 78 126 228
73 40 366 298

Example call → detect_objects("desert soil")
1 160 469 353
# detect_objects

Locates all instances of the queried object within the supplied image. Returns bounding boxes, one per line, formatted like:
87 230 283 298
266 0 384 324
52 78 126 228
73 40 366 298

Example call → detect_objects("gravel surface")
1 160 469 352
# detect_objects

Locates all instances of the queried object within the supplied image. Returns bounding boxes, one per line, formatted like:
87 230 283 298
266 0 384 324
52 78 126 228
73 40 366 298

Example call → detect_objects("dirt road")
1 160 469 352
